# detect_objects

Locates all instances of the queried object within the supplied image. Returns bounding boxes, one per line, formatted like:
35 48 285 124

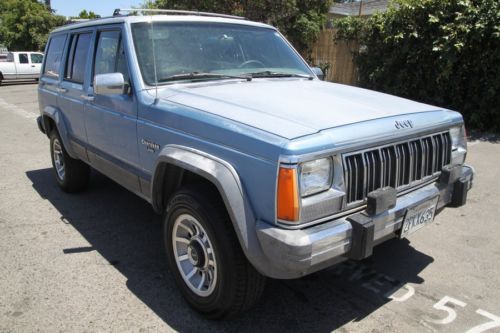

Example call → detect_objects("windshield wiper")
249 71 313 80
158 72 252 83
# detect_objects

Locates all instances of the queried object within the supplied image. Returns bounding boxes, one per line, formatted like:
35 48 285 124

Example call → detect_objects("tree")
77 9 101 19
0 0 65 51
334 0 500 130
144 0 332 58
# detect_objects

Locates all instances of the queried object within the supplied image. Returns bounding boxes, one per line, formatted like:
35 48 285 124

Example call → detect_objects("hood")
158 79 442 140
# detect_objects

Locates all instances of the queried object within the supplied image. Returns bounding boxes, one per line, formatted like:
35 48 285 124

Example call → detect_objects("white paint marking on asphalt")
0 97 38 120
385 283 415 302
467 309 500 333
424 296 467 325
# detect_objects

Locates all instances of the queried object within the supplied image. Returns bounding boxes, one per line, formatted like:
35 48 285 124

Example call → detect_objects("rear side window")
65 33 92 84
19 53 29 64
43 35 67 78
30 53 43 64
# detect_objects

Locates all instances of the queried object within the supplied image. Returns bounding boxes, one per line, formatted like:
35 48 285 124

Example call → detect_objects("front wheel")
164 185 266 319
49 130 90 192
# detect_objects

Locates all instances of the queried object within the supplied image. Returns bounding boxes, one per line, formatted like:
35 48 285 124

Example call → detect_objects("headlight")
450 125 467 165
299 158 332 197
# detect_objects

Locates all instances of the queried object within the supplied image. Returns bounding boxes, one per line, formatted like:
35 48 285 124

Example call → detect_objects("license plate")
400 196 439 238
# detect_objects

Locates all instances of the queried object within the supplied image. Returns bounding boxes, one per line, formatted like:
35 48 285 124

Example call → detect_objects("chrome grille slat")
422 137 428 177
353 154 359 200
430 136 436 173
343 132 452 205
408 142 414 183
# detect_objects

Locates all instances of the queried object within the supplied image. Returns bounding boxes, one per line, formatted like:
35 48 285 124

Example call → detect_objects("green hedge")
334 0 500 131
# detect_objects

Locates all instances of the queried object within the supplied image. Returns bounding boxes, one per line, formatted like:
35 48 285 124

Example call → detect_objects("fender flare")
151 145 270 274
41 106 77 158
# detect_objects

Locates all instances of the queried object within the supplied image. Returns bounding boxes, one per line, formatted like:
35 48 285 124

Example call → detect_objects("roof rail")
112 8 245 20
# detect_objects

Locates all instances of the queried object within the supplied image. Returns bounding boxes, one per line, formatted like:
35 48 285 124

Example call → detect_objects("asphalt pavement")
0 82 499 333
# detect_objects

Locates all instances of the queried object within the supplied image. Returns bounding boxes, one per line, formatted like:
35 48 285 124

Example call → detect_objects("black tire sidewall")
164 191 240 317
49 130 67 187
49 130 89 192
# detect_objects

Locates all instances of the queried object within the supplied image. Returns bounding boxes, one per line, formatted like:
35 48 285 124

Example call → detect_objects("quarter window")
43 35 67 78
65 33 92 84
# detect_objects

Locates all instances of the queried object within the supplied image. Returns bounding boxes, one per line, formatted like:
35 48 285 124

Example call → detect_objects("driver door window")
94 30 129 83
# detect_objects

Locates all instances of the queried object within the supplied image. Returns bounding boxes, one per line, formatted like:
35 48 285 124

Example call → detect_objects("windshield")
131 22 312 85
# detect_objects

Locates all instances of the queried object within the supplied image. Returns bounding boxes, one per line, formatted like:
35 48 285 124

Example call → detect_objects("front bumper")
257 164 474 279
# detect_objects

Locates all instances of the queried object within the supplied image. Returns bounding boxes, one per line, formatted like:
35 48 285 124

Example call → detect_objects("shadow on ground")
26 168 434 332
468 130 500 143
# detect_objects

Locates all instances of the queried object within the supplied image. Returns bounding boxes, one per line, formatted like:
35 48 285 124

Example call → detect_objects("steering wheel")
238 60 266 68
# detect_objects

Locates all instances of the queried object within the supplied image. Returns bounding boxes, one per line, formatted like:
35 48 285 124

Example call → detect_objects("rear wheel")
49 130 90 192
164 185 266 319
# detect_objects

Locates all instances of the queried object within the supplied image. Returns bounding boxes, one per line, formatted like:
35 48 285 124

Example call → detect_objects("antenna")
149 15 159 104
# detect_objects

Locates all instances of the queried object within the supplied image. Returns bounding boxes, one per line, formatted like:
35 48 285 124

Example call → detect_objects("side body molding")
151 145 273 275
41 105 77 158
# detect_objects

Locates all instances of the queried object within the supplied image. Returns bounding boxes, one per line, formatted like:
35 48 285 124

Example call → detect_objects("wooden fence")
311 29 359 86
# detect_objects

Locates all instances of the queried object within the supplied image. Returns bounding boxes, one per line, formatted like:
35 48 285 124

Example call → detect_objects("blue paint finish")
37 16 469 279
137 100 280 223
38 17 466 227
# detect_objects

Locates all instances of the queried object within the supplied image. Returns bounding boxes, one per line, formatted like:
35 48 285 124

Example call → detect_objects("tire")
164 185 266 319
49 130 90 192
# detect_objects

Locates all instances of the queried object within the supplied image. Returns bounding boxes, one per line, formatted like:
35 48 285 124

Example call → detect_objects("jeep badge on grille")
395 120 414 129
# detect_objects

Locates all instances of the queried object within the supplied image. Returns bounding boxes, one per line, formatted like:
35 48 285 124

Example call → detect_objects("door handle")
31 65 36 67
80 94 95 102
56 87 68 93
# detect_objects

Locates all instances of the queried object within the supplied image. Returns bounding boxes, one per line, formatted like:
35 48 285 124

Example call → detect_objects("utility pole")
45 0 51 11
358 0 363 16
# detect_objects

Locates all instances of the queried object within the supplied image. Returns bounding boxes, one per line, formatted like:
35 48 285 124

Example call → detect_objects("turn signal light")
277 167 299 222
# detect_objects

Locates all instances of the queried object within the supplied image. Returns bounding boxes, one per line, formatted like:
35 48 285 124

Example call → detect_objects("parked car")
0 51 44 85
37 10 474 319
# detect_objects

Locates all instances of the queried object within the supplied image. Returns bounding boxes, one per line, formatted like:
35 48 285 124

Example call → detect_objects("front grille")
343 132 451 204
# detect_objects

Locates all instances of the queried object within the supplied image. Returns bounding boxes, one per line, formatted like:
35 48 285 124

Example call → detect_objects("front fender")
151 145 288 278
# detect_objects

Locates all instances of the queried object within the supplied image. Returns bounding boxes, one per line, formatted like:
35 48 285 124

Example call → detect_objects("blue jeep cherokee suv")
37 10 474 318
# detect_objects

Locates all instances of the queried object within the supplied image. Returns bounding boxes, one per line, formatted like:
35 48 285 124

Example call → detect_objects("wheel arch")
41 106 77 158
151 145 273 276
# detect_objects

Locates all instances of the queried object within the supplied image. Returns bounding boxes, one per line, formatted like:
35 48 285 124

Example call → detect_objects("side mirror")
311 67 325 81
94 73 126 95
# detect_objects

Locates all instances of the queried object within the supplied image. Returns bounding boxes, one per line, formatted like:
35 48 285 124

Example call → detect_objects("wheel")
238 59 266 68
49 130 90 192
164 185 266 319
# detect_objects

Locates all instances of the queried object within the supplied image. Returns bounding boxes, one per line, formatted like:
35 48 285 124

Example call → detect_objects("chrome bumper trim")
257 165 474 278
